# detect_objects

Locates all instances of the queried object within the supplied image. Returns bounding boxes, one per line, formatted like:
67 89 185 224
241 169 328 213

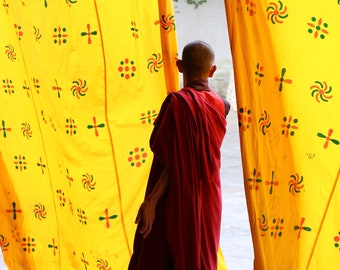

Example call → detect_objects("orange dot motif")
118 58 136 79
334 231 340 250
56 189 66 207
127 147 147 167
14 24 23 40
246 0 256 16
238 107 252 132
140 110 158 124
131 21 138 39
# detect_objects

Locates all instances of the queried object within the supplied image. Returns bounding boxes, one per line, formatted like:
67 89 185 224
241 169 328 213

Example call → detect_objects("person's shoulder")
162 91 182 107
209 91 230 117
220 96 231 116
167 89 189 99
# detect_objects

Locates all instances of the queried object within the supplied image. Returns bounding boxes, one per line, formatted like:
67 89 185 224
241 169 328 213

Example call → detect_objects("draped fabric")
0 1 228 269
0 1 180 269
225 1 340 269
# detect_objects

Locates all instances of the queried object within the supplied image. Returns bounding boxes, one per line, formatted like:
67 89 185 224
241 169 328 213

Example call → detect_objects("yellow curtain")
0 1 227 269
0 1 178 269
225 0 340 269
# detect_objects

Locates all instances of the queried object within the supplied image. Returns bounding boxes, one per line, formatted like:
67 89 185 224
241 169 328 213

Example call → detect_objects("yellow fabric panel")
225 0 340 269
0 0 228 269
0 0 178 269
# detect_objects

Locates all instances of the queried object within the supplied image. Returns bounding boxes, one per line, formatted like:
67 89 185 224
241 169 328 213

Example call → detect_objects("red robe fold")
129 82 227 270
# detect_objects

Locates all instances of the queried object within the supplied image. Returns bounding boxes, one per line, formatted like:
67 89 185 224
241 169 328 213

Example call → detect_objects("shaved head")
181 40 215 77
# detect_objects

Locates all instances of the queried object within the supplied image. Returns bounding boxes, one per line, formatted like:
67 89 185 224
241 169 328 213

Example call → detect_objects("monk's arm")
135 167 170 238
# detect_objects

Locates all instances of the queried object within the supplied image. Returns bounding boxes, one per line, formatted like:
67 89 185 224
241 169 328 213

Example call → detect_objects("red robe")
129 80 227 270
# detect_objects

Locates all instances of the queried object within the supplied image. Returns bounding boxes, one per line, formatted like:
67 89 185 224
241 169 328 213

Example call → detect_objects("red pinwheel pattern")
5 44 16 61
266 1 288 24
147 53 163 73
288 173 304 196
71 79 88 98
33 203 47 220
310 81 333 102
154 14 176 32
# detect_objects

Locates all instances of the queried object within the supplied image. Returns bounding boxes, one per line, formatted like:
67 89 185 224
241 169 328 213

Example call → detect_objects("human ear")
176 59 184 73
208 65 217 77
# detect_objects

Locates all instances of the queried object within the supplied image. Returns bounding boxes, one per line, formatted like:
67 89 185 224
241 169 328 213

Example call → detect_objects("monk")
128 40 230 270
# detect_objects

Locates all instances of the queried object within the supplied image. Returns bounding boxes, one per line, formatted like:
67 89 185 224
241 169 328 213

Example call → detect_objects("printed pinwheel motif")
33 203 47 220
154 14 176 32
33 26 42 42
96 259 111 270
82 173 96 191
71 79 88 98
5 44 16 61
310 81 333 102
21 122 32 139
266 1 288 24
258 214 269 237
317 129 339 149
147 53 163 73
281 115 298 137
275 68 292 91
258 111 271 135
307 17 329 39
288 173 304 196
0 235 9 251
66 0 77 6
